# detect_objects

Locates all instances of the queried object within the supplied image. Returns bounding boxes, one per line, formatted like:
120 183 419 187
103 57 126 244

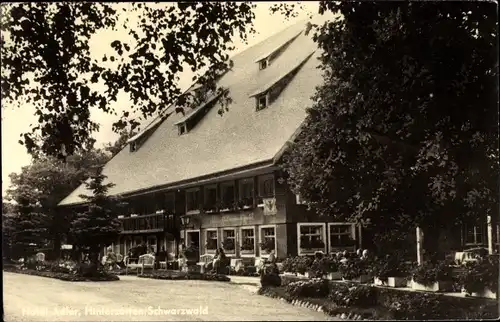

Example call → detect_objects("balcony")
120 213 166 234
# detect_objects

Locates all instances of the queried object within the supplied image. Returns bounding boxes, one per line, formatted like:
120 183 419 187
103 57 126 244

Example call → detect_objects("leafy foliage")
286 278 329 298
412 261 453 285
70 170 124 265
339 257 373 280
371 255 413 281
1 2 256 158
282 1 498 253
459 255 499 293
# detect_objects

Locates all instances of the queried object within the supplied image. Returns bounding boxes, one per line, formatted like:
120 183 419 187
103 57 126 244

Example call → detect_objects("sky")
1 2 320 197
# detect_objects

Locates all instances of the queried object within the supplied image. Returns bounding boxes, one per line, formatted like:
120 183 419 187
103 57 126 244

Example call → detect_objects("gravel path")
3 272 338 321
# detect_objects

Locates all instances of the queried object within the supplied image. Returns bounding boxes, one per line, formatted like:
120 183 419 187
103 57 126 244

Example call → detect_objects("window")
260 226 276 255
205 229 218 252
203 185 217 213
259 59 268 70
220 181 235 211
186 189 200 213
257 174 275 205
240 227 255 254
329 224 356 250
238 178 254 209
222 229 236 253
256 94 268 111
298 223 325 254
178 124 187 135
465 224 485 245
130 141 137 152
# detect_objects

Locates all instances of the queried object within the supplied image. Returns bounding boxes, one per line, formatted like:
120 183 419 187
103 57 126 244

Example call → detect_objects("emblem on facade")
263 198 277 216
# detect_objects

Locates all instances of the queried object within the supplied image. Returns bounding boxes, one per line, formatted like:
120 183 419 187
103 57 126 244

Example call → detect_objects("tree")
283 1 498 259
1 2 257 158
70 170 124 268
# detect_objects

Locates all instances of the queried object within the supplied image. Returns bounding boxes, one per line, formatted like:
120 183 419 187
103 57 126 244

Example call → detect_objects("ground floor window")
205 230 218 253
240 227 255 254
222 229 236 253
260 226 276 255
464 224 485 246
329 223 356 251
298 223 326 254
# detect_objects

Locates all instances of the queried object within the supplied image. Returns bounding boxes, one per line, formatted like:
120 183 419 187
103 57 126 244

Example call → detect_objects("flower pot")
411 279 453 292
343 275 372 283
327 272 342 280
463 287 497 299
374 277 407 287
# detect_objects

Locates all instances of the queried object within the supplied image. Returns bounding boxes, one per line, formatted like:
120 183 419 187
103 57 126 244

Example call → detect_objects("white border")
259 224 277 258
205 228 218 254
297 222 327 256
239 226 256 257
327 222 356 253
221 227 237 256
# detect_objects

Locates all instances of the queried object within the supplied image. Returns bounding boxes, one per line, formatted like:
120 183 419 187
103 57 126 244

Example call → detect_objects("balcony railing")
120 213 165 234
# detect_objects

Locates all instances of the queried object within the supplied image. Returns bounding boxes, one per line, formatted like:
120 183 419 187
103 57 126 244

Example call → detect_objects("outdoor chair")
125 254 155 275
35 252 45 262
125 255 144 275
197 254 214 273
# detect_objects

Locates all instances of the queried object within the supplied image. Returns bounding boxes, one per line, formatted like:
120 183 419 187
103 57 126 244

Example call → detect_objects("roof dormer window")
256 93 268 111
259 59 269 70
130 141 137 152
178 123 187 135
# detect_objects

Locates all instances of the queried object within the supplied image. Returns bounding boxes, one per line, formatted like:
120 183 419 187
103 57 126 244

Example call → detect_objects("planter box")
374 277 407 288
411 279 453 292
326 272 342 280
343 275 372 283
462 288 497 299
240 250 254 255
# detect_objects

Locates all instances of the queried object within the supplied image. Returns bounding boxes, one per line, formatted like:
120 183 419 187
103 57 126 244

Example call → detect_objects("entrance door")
186 231 200 260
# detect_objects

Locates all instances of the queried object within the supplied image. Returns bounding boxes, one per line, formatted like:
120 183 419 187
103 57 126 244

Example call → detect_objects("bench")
126 254 155 275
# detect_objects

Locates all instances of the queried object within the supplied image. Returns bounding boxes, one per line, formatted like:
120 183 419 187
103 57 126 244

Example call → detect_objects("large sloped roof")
59 17 327 206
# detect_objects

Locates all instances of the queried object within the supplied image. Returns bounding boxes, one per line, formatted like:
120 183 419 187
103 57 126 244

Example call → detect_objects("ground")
3 272 338 321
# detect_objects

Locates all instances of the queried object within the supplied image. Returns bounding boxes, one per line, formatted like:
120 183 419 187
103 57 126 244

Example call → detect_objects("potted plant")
236 198 253 210
326 255 342 280
339 256 373 283
217 200 233 212
203 204 216 214
205 239 217 252
372 256 411 287
460 255 498 299
260 238 275 254
240 238 255 254
411 261 453 292
223 238 235 253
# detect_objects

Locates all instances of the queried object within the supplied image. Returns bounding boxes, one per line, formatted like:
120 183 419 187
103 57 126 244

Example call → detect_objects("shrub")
459 255 499 293
286 278 329 298
372 256 412 282
339 257 372 280
412 261 453 286
328 283 377 307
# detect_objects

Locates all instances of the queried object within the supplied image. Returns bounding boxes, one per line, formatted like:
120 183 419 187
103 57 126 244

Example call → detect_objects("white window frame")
222 227 237 255
205 228 218 254
238 178 254 209
185 188 200 214
297 222 327 256
259 224 277 258
328 223 356 253
203 184 217 214
464 224 485 246
239 226 256 257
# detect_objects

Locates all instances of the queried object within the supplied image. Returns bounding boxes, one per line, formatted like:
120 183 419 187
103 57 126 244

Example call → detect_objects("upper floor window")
186 189 200 213
258 174 275 198
203 185 217 213
239 178 254 209
220 181 235 211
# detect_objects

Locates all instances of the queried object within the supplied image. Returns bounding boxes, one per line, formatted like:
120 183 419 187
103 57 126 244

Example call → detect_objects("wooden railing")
120 213 165 234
